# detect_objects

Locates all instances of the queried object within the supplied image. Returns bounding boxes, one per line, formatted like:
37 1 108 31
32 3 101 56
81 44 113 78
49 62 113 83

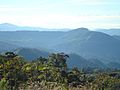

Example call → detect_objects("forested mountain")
52 28 120 63
67 54 106 68
1 25 120 68
14 48 49 60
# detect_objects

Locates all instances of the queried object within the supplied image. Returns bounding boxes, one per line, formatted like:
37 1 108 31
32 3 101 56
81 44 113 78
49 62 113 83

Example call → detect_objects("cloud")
0 7 37 12
0 14 119 29
64 0 120 5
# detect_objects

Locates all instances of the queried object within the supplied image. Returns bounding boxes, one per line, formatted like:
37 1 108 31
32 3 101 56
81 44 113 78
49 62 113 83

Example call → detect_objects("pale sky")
0 0 120 29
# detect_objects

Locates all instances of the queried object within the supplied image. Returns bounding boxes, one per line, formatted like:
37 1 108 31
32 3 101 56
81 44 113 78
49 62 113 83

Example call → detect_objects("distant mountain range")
0 23 120 68
0 23 69 31
96 28 120 35
52 28 120 63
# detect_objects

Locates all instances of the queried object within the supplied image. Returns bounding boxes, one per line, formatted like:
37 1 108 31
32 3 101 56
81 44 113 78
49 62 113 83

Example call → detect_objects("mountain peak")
0 23 17 27
75 27 89 31
69 27 89 33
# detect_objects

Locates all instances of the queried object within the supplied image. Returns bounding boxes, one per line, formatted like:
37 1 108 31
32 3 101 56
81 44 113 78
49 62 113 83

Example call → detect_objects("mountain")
113 35 120 40
67 53 90 68
14 48 49 60
1 27 120 68
67 54 106 68
0 23 69 31
107 62 120 69
12 48 107 68
96 28 120 35
52 28 120 63
0 23 18 31
0 31 65 48
0 41 19 53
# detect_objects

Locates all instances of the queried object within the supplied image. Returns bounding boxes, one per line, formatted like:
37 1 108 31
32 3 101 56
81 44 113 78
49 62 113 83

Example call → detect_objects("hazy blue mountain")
1 26 120 68
14 48 49 60
0 31 65 48
0 23 69 31
12 48 107 68
0 41 19 53
67 53 91 68
107 62 120 69
96 28 120 35
51 28 120 63
0 23 18 31
113 35 120 40
67 54 106 68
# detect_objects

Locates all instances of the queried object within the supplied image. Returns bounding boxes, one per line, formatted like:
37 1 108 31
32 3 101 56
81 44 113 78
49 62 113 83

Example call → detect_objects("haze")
0 0 120 29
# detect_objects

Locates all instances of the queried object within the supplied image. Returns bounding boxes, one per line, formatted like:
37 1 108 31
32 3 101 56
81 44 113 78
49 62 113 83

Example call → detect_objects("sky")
0 0 120 29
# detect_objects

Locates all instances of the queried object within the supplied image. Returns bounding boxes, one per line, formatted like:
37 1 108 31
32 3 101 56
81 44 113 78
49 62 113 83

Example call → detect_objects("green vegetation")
0 52 120 90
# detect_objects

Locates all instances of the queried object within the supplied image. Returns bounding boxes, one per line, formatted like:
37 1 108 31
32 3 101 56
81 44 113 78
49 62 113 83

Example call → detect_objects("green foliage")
0 52 120 90
0 78 8 90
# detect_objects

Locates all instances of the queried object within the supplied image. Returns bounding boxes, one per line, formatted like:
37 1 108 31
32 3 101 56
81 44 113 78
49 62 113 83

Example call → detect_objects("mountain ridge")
0 23 69 31
1 24 120 68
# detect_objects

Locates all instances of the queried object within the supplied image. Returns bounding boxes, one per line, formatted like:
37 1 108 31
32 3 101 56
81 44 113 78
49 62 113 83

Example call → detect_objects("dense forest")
0 52 120 90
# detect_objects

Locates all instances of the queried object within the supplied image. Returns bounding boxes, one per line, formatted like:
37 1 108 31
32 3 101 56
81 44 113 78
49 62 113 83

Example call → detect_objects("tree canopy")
0 52 120 90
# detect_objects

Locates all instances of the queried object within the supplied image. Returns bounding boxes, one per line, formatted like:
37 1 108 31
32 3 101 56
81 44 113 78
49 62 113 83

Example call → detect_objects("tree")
4 52 17 58
48 53 69 71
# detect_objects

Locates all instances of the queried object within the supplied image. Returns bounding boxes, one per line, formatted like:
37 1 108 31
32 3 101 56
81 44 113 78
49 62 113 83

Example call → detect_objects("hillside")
1 27 120 68
52 28 120 63
0 41 19 53
67 53 106 68
14 48 49 60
